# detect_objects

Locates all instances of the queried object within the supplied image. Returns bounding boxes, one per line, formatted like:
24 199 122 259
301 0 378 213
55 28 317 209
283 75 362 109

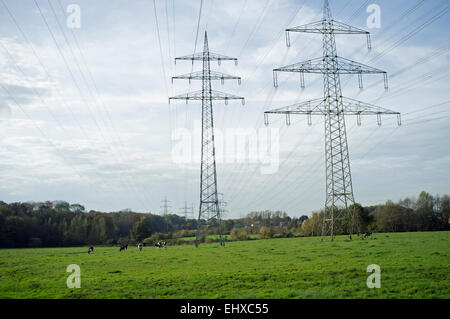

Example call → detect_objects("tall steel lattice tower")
264 0 401 240
169 31 245 247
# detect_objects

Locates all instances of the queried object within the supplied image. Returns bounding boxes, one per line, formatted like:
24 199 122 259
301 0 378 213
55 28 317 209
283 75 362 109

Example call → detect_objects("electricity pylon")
179 201 194 219
264 0 401 241
169 31 244 247
160 196 171 233
218 193 228 219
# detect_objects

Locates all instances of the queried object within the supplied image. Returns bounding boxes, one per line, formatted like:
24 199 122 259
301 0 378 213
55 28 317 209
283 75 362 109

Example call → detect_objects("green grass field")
0 231 449 299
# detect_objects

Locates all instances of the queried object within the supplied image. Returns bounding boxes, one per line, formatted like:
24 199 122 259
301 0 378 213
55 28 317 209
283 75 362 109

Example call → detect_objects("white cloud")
0 0 448 216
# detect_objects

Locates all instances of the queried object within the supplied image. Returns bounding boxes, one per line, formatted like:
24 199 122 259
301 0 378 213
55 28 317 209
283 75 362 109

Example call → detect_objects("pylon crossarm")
335 57 386 74
285 20 371 48
169 90 245 105
265 98 325 115
274 57 388 89
329 20 372 49
274 57 386 74
341 97 399 115
286 20 369 35
264 98 399 116
264 97 401 126
329 20 370 35
175 52 238 65
264 98 323 126
274 57 322 73
341 97 401 126
286 21 325 34
172 70 241 84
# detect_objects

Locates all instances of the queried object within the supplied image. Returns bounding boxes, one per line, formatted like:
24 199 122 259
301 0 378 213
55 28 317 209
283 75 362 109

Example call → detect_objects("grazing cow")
138 243 143 251
363 232 373 239
88 246 94 254
119 244 128 252
155 241 167 249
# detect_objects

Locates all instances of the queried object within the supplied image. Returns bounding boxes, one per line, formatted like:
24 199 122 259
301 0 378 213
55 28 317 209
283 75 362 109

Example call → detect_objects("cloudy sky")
0 0 449 218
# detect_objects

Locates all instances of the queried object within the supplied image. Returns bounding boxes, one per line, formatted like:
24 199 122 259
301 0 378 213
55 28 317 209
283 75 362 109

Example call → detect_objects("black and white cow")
138 243 143 251
363 232 373 239
88 246 94 254
119 244 128 252
155 241 167 249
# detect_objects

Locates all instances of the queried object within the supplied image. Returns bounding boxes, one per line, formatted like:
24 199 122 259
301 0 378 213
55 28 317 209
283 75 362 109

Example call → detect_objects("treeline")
0 191 448 248
0 200 292 248
0 201 198 248
297 191 450 237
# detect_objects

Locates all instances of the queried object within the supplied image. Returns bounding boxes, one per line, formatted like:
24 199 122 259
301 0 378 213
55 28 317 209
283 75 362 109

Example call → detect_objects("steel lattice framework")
264 0 401 240
160 196 171 233
169 32 244 247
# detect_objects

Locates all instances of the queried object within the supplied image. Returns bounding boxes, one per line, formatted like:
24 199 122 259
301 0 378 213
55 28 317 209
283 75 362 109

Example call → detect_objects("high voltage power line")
1 0 136 209
1 0 448 219
242 88 450 215
220 0 364 195
2 0 158 210
219 0 320 198
53 0 156 210
35 0 153 210
264 0 401 240
166 0 446 221
222 0 449 215
169 31 244 247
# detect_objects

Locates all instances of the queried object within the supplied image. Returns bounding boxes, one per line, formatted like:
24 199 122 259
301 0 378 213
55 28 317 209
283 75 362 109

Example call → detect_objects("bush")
176 239 189 245
259 226 274 239
230 228 248 241
176 229 196 238
237 228 248 241
150 232 168 241
285 230 294 238
230 228 238 241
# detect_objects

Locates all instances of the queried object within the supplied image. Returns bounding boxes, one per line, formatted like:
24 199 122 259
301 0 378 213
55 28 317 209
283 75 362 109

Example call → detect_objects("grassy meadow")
0 231 449 299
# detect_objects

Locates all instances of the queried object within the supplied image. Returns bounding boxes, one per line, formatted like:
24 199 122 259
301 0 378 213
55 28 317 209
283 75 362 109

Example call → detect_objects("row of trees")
0 201 198 248
0 191 448 248
297 191 450 236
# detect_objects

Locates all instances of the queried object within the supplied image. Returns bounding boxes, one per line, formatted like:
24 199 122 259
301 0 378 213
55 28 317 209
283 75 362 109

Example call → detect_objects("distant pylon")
264 0 401 241
169 31 245 247
160 196 171 233
218 193 228 219
180 201 194 219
